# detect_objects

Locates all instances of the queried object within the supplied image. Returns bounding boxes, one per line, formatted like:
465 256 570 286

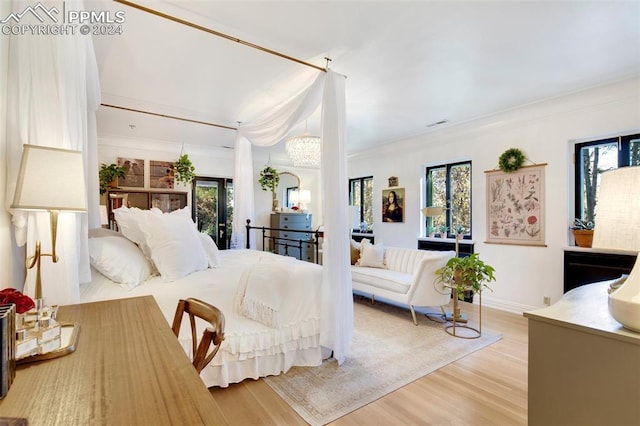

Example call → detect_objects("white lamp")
11 145 87 300
592 166 640 332
298 189 311 211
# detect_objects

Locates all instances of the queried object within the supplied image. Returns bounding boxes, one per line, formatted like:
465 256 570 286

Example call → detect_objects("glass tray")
17 322 79 365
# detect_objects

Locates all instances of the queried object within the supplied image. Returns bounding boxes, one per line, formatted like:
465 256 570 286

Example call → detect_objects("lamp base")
444 311 468 323
608 264 640 332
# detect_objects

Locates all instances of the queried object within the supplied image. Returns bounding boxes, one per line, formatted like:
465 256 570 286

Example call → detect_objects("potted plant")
174 154 196 185
99 163 126 194
427 225 437 238
438 225 448 238
258 165 280 211
435 253 496 307
570 218 594 248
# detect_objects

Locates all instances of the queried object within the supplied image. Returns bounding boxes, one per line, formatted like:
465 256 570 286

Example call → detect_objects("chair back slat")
172 298 225 373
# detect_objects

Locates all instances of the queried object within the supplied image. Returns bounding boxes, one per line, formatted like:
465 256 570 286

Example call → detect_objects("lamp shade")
592 166 640 331
298 189 311 204
11 144 87 212
422 206 445 217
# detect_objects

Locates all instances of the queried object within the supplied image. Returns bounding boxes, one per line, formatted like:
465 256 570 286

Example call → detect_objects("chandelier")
285 130 321 168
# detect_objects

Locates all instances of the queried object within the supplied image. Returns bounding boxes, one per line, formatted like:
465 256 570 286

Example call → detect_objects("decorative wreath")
498 148 525 173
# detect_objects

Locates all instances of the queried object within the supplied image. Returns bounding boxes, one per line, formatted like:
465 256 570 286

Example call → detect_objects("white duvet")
81 249 324 387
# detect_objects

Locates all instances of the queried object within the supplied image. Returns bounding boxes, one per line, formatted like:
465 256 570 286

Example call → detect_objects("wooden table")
0 296 228 425
524 281 640 426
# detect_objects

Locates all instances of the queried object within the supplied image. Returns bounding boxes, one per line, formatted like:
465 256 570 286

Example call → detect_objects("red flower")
0 288 35 314
527 215 538 225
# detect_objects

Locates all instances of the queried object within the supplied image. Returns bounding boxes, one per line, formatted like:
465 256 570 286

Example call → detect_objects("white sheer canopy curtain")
5 0 101 304
232 69 353 364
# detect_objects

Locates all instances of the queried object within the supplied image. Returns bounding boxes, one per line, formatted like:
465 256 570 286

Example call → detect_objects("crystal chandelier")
285 126 321 167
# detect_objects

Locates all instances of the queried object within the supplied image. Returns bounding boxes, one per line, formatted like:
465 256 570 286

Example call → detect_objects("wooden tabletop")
0 296 228 425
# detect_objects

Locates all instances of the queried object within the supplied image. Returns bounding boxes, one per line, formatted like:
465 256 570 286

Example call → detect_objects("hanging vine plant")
258 165 280 192
498 148 525 173
174 153 196 185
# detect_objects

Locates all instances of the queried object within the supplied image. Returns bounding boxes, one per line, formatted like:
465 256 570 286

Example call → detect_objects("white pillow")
88 236 153 288
88 228 121 239
357 240 385 268
199 233 221 268
139 207 209 281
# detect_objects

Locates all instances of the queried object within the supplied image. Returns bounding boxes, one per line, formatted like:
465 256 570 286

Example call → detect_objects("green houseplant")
258 165 280 211
570 218 594 248
99 163 126 194
435 253 496 299
174 154 196 185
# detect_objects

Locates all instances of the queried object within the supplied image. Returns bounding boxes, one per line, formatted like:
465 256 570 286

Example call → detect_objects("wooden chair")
171 298 225 373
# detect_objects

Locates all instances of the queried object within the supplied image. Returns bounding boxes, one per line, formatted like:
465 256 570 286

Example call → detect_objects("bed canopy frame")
104 0 353 364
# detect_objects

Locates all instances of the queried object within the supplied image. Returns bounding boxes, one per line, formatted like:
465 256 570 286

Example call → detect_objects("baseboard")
479 296 538 315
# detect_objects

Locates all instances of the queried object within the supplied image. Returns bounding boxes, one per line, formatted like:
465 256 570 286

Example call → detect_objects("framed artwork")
150 160 175 189
117 158 144 188
382 187 404 223
485 164 546 246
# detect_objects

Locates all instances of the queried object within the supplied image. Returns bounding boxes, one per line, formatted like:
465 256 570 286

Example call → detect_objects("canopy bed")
6 0 353 383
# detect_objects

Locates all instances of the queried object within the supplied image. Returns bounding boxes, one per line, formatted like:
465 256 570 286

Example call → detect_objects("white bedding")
81 249 324 387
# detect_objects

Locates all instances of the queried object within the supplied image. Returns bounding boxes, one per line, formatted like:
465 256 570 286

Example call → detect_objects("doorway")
192 177 233 249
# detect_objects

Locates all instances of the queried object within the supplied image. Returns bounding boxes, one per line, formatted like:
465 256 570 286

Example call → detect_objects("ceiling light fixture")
285 123 321 168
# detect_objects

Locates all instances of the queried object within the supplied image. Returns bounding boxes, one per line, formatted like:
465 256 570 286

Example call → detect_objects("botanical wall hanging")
485 163 547 246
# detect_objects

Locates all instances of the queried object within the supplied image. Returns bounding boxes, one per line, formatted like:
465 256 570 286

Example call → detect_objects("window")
425 161 471 238
349 176 373 232
574 133 640 223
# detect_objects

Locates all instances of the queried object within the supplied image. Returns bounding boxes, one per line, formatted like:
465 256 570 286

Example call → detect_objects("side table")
445 287 482 339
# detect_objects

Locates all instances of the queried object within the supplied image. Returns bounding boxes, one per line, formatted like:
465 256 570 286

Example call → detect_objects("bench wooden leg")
370 294 375 304
410 305 418 325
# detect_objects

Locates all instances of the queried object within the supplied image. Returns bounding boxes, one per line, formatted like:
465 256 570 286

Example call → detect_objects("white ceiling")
91 0 640 163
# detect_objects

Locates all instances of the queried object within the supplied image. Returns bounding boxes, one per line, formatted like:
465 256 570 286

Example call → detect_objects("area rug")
264 297 502 426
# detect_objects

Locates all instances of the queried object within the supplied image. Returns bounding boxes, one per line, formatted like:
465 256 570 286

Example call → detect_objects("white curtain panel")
232 69 352 363
5 0 101 304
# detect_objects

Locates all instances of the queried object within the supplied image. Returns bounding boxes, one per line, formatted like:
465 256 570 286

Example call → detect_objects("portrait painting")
382 187 405 223
117 158 144 188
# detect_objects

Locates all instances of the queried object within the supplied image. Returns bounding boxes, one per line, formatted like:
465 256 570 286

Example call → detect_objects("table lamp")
11 145 87 301
592 166 640 332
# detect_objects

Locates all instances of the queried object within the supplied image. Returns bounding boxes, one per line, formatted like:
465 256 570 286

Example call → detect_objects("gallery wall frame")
485 163 547 247
150 160 175 189
117 157 145 188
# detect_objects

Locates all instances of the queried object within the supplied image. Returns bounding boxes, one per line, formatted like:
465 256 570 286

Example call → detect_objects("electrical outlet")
543 296 551 306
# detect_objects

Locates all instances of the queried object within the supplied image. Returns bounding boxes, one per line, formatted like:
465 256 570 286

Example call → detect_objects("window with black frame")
425 161 471 238
574 133 640 224
349 176 373 233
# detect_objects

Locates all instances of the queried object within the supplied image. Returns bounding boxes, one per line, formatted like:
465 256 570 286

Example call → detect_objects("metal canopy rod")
100 103 238 130
113 0 327 73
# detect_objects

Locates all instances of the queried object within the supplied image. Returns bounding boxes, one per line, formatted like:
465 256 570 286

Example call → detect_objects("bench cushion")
351 266 412 294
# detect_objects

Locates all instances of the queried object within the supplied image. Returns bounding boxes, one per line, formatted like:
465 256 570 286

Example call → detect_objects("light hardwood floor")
210 301 529 425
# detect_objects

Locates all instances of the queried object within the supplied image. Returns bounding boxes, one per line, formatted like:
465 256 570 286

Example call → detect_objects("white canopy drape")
232 69 353 364
5 0 101 304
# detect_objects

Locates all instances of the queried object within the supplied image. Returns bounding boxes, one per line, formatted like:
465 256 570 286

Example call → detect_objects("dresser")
270 213 315 262
0 296 226 425
524 281 640 425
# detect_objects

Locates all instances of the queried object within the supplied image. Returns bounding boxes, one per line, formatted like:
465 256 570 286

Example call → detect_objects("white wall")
348 76 640 313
